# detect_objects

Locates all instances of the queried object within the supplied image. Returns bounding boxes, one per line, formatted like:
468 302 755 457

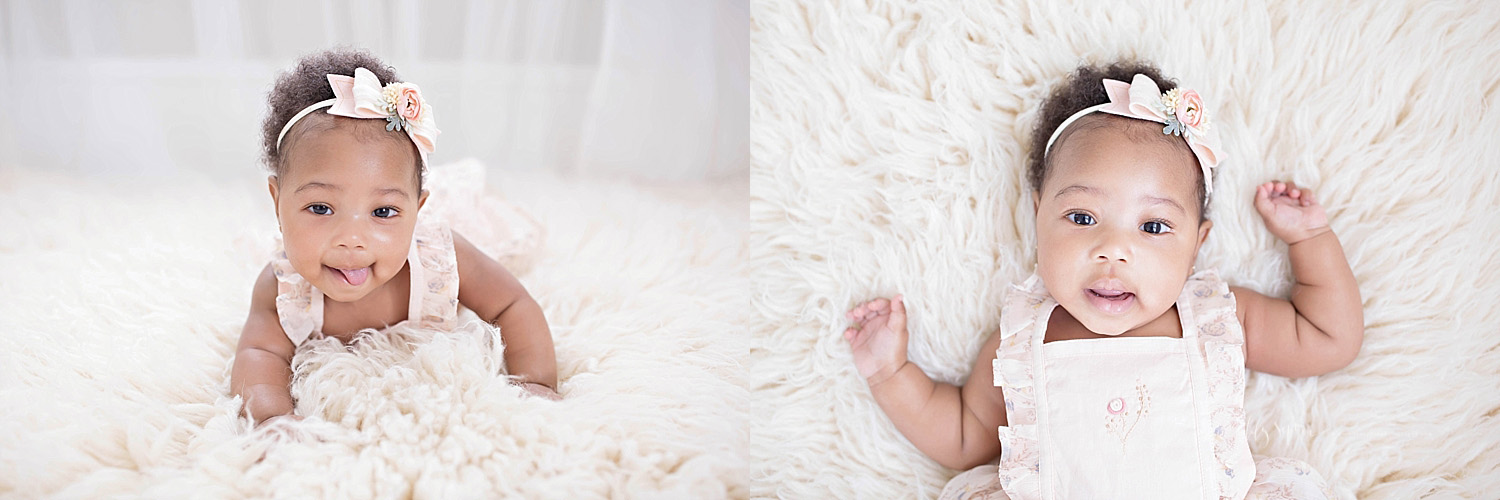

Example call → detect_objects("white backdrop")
0 0 748 183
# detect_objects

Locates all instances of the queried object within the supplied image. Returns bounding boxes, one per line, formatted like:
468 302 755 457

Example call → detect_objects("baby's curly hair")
1028 61 1208 218
260 48 421 186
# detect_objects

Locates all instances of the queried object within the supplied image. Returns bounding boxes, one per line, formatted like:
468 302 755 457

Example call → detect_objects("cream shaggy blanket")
749 1 1500 499
0 163 749 498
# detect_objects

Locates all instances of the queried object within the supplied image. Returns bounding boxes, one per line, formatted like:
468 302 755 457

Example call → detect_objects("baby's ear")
267 175 283 228
1197 218 1213 247
267 175 280 206
417 189 429 211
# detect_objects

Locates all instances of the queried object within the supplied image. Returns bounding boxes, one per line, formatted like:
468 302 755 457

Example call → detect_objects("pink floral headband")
1043 74 1225 196
275 67 440 162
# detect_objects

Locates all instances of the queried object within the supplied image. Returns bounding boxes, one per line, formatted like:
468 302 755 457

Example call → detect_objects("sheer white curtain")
0 0 748 183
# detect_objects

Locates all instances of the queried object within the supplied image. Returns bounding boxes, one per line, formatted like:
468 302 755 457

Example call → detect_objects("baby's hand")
255 414 311 463
1254 181 1331 244
519 382 562 401
843 295 909 386
258 413 304 428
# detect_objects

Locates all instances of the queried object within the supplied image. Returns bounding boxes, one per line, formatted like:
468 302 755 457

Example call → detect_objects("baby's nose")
1094 232 1131 263
330 217 368 249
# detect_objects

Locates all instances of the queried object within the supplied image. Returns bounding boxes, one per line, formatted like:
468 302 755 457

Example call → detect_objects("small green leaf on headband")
1163 120 1182 137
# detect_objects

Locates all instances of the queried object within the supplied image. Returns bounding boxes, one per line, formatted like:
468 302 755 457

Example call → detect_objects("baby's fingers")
850 296 896 321
1267 181 1285 196
1256 182 1282 201
845 301 868 321
846 298 887 319
1254 184 1276 210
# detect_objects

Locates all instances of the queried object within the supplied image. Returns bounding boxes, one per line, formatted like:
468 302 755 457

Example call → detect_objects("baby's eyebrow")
293 183 408 198
295 181 339 194
1053 185 1100 198
1143 195 1186 214
1055 184 1187 213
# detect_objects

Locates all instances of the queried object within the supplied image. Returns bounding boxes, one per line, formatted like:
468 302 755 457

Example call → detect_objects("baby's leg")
939 464 1010 500
1246 456 1336 500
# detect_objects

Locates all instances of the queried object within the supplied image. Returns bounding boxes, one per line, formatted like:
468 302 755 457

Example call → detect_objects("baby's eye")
1067 213 1095 226
1140 221 1172 234
306 204 332 216
372 207 399 219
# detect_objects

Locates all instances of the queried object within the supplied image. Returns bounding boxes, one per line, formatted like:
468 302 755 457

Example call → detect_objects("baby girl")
844 62 1362 499
230 49 559 427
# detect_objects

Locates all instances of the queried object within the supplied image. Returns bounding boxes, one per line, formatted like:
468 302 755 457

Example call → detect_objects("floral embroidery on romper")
1104 378 1152 447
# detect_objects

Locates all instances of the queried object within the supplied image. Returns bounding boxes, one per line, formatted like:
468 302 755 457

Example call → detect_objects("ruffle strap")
270 246 321 346
410 220 460 329
1183 271 1255 498
992 276 1047 496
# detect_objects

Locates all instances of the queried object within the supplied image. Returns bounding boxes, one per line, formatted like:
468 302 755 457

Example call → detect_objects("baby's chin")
1062 300 1155 336
1070 312 1135 336
320 284 376 303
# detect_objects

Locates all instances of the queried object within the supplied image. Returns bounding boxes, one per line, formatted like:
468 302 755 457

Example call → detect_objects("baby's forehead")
286 112 407 146
1054 116 1197 173
280 113 421 181
1062 114 1188 154
1046 117 1201 201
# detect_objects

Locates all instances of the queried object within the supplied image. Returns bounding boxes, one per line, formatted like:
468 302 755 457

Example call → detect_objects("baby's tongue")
340 267 369 286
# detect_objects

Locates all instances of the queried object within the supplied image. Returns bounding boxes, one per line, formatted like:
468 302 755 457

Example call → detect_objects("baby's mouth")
1085 288 1135 314
1088 289 1133 300
327 265 370 286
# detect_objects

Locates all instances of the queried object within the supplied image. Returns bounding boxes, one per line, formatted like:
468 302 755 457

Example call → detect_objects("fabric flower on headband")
1159 88 1210 138
1044 74 1225 196
1103 74 1224 194
275 67 439 160
380 83 425 133
330 67 438 154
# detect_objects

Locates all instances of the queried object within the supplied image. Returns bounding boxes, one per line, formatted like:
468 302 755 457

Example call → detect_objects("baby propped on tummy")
230 49 560 428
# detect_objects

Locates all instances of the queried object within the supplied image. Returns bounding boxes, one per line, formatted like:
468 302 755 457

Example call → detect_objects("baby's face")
271 115 425 303
1034 115 1210 335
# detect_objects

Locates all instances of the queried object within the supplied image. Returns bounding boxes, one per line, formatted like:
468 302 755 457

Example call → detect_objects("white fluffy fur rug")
0 163 749 498
748 1 1500 499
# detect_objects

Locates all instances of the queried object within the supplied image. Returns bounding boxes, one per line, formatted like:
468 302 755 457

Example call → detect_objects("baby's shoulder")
249 262 280 312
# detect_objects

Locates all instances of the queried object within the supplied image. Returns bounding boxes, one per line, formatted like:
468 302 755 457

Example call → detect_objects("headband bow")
1044 74 1224 196
275 67 439 160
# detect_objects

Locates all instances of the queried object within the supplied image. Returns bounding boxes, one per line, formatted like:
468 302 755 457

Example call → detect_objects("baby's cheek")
379 242 412 276
281 242 317 273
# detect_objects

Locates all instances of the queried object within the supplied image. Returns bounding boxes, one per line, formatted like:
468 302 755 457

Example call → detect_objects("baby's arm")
453 232 559 399
230 264 300 425
844 296 1007 469
1236 181 1364 377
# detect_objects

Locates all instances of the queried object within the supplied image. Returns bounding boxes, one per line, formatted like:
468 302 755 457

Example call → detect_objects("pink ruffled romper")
940 271 1335 500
